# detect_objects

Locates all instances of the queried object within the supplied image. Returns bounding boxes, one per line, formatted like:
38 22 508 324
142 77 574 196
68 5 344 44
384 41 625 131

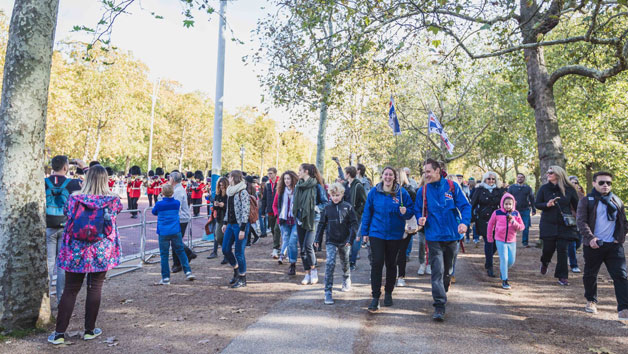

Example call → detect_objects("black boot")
368 297 380 312
229 268 239 285
207 252 217 259
232 275 247 288
383 292 393 307
288 263 296 276
221 257 228 265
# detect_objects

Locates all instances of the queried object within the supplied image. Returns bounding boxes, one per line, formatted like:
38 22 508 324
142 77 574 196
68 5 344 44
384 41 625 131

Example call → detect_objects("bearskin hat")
129 165 141 176
155 167 164 176
194 170 204 180
105 167 114 176
148 170 155 177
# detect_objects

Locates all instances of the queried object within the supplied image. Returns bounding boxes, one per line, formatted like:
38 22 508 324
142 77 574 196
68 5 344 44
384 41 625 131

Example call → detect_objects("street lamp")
240 145 245 171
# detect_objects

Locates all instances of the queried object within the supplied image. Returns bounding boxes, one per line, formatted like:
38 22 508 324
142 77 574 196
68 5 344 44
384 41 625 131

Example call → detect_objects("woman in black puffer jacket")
471 171 506 277
535 165 579 286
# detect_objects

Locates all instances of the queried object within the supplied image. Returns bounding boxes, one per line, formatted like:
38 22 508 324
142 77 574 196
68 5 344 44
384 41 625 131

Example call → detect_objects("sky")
0 0 304 133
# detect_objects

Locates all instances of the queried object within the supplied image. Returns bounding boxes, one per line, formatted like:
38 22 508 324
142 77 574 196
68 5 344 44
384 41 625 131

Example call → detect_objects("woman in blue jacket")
361 167 415 312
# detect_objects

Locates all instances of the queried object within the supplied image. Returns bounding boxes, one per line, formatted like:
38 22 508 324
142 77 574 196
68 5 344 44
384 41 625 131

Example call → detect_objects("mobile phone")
596 239 604 247
69 159 78 165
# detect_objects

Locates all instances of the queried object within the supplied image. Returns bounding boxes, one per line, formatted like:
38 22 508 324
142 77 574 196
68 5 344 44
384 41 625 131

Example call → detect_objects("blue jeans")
496 241 517 280
159 232 191 279
349 225 363 264
259 211 267 236
569 235 582 268
472 224 479 242
223 223 248 274
46 227 65 304
280 223 298 263
325 243 350 293
519 209 531 245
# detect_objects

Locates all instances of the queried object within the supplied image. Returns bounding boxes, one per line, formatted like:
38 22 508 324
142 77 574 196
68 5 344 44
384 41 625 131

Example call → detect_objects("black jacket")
507 184 536 212
535 182 580 240
343 179 367 220
261 179 278 215
214 194 227 222
315 201 358 245
576 191 626 245
471 186 506 237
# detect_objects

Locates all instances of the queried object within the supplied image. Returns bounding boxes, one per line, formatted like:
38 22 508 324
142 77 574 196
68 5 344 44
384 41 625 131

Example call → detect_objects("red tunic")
129 179 143 198
108 178 115 191
190 182 205 199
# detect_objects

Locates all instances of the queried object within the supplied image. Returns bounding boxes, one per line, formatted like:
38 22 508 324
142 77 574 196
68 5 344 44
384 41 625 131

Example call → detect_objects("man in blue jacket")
417 159 471 321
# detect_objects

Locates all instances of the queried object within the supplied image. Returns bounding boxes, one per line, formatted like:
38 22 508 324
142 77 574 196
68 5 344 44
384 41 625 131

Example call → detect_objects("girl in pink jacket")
487 193 525 289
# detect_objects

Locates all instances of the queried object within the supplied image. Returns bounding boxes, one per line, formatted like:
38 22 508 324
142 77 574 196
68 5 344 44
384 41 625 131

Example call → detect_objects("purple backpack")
66 198 114 243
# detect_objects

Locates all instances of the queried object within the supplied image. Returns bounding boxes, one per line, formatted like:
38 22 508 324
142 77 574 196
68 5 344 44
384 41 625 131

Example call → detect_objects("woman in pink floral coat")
48 165 122 345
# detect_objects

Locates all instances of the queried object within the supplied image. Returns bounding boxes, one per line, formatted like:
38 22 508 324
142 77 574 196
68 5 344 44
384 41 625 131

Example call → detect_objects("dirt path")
2 221 628 353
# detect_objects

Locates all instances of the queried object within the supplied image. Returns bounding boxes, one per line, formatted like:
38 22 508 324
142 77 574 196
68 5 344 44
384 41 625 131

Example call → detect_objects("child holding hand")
487 193 525 289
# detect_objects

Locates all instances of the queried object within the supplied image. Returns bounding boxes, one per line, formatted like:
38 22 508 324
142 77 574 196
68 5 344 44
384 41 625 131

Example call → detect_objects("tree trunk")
0 0 60 330
124 155 131 174
82 127 90 161
316 93 330 172
585 163 595 193
524 47 566 183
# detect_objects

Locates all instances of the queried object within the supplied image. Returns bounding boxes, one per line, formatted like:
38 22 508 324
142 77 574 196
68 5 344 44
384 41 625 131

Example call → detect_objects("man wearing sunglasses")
576 171 628 320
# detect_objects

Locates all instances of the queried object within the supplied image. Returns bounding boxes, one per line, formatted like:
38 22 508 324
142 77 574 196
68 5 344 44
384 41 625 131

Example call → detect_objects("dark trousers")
396 234 414 278
128 197 139 216
268 214 281 250
147 194 155 207
297 225 316 270
484 236 497 270
370 237 402 299
172 222 195 267
55 271 107 333
541 238 569 279
583 243 628 311
191 198 202 216
428 240 457 309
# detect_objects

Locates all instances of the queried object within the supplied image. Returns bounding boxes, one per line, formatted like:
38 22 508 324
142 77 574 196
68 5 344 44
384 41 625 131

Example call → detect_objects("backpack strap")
44 177 55 190
59 178 72 190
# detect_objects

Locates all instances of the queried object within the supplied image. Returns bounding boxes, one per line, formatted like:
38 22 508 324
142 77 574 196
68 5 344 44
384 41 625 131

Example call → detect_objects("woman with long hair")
208 177 228 261
293 163 328 285
273 170 300 274
471 171 506 277
221 170 251 288
361 166 414 311
48 165 123 345
536 165 580 286
245 175 260 246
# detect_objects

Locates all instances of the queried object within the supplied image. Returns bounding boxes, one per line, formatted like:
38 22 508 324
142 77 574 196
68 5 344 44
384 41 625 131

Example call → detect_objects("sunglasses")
546 171 555 175
486 178 495 181
598 181 612 186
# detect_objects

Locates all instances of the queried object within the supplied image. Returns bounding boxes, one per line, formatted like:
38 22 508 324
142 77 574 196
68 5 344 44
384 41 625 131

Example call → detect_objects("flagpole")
391 94 403 207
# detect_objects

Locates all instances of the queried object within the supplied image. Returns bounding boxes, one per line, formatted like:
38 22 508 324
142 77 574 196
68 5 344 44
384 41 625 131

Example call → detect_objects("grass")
0 327 46 342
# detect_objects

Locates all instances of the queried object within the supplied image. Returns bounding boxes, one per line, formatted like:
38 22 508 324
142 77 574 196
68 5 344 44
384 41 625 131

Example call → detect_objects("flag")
428 111 455 154
388 96 402 136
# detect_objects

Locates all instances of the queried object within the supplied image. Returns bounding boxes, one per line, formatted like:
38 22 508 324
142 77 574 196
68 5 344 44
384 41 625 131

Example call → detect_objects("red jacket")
129 179 143 198
191 182 205 199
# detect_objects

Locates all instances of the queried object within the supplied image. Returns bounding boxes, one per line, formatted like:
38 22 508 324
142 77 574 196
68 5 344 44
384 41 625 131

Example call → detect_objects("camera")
69 159 78 165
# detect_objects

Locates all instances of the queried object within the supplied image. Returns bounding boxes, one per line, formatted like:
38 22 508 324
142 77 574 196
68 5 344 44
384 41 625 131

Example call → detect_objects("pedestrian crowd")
43 155 628 345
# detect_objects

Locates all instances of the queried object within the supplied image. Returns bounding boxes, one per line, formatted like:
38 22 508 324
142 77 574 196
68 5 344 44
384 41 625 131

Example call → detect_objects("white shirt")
594 202 617 243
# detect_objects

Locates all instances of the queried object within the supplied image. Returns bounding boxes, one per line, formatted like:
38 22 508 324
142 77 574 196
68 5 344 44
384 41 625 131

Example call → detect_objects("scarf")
226 181 247 197
270 176 279 193
293 177 318 231
592 189 618 221
479 183 497 192
280 187 294 220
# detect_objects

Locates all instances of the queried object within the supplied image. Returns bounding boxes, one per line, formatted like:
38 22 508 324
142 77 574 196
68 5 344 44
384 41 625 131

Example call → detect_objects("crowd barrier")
107 209 145 279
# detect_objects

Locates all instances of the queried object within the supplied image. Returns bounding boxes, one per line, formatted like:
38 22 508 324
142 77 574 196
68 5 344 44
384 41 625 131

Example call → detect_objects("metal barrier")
107 208 145 278
187 202 214 253
140 206 161 264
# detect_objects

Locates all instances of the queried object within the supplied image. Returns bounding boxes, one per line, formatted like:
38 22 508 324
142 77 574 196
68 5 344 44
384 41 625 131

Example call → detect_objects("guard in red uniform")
190 170 206 217
128 165 142 218
153 167 166 198
106 167 116 192
146 170 156 207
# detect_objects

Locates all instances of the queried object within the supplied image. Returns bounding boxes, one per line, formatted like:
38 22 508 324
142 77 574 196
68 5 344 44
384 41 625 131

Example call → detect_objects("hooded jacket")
486 193 525 243
415 178 472 242
361 183 415 240
315 200 358 245
57 194 123 273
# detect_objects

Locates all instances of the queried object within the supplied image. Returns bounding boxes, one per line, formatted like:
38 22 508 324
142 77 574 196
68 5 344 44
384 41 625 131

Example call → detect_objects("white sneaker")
341 279 352 292
301 273 311 285
619 309 628 321
418 264 426 275
426 265 432 275
310 269 319 284
571 267 581 273
271 249 279 259
585 301 597 314
396 277 406 287
185 272 196 281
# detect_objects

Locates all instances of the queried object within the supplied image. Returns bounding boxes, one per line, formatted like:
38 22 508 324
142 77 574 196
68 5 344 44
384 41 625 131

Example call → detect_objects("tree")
345 0 628 180
0 0 59 330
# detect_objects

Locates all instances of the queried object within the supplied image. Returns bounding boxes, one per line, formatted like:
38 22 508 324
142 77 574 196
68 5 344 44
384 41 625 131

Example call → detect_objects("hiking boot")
396 277 406 287
48 332 64 345
487 268 495 278
310 269 319 284
558 278 569 286
618 309 628 321
350 262 356 271
432 308 445 322
383 292 393 307
502 280 511 290
426 265 432 275
368 298 380 312
585 301 598 314
185 272 196 281
278 254 284 265
418 264 426 275
232 275 247 288
288 263 296 276
540 263 548 275
159 278 170 285
229 268 239 285
301 273 311 285
83 328 102 341
207 252 217 259
324 292 334 305
341 279 352 292
571 267 581 273
171 265 183 273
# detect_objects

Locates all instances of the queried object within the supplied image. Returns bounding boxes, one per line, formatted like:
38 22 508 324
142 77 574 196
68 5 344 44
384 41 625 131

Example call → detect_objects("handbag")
556 200 577 227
